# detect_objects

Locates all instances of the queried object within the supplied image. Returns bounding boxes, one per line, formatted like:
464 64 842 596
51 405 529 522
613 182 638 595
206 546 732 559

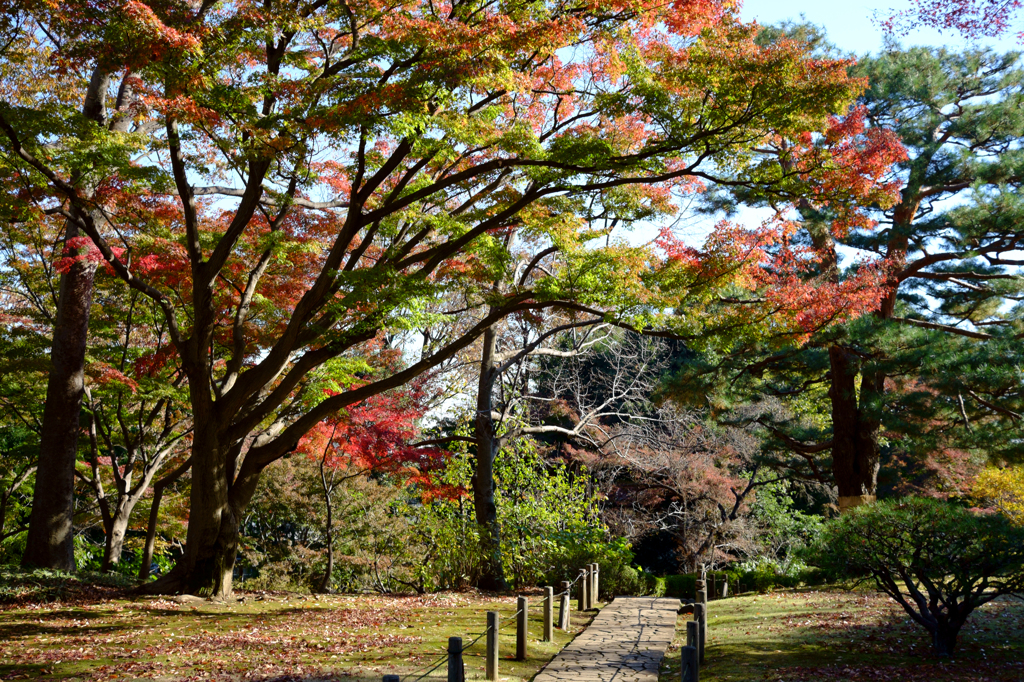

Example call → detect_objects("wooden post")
686 620 699 650
584 568 592 610
516 596 528 661
681 645 699 682
693 603 706 665
558 580 570 629
721 580 728 599
543 586 554 642
577 569 586 612
592 563 600 604
486 611 499 681
448 636 464 682
697 588 707 610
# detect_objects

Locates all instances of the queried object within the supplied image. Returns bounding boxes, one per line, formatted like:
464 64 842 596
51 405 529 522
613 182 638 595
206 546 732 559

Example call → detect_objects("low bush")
809 497 1024 656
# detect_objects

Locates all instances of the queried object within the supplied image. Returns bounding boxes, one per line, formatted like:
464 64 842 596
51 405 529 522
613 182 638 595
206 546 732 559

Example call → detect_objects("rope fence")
380 563 603 682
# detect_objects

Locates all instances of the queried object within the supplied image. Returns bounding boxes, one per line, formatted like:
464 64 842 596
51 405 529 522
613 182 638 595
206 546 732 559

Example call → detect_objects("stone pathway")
533 597 679 682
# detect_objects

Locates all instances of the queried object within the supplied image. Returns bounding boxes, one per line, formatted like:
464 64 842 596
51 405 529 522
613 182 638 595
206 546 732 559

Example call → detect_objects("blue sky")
740 0 1021 55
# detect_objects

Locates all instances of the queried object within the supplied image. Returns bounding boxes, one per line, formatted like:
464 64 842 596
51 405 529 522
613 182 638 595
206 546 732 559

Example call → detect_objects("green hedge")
660 562 825 599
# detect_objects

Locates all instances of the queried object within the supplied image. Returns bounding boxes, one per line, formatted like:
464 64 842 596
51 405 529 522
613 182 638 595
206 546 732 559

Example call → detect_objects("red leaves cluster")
298 383 450 493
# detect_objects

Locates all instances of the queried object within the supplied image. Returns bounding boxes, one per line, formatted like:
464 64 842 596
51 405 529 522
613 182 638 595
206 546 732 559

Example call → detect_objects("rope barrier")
403 653 450 682
459 630 488 652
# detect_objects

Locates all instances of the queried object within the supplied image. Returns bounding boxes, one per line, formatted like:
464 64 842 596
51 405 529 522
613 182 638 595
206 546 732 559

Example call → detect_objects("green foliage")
418 434 627 592
747 478 824 569
808 497 1024 655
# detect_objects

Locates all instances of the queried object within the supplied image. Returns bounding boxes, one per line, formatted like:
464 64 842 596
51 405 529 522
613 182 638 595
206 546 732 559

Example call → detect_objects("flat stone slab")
534 597 679 682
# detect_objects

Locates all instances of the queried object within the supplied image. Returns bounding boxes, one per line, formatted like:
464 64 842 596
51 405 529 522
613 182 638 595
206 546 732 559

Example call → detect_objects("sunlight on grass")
659 588 1024 682
0 591 598 681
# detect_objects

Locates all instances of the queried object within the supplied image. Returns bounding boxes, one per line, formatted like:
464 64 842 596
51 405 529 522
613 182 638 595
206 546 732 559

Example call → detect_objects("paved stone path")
533 597 679 682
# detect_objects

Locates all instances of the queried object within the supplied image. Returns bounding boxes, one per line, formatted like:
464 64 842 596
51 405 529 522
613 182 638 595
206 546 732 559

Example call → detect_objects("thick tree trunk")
22 224 98 571
139 428 239 597
828 346 881 512
473 326 507 592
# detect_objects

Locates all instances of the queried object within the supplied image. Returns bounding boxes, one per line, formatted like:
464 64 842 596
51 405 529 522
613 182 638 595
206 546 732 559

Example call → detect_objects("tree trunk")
931 622 962 657
101 510 130 571
473 326 507 592
317 457 334 594
139 429 239 597
22 223 98 571
140 457 191 580
828 346 881 513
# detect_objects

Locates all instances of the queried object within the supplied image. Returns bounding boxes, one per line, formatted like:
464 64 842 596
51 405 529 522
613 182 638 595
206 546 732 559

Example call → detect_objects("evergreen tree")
671 46 1024 507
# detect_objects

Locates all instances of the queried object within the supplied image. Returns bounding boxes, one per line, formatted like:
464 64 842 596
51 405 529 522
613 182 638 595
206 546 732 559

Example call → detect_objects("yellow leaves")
973 467 1024 526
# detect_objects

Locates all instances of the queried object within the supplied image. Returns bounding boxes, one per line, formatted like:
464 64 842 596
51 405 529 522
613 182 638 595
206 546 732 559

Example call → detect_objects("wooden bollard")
486 611 499 681
577 569 587 612
686 620 699 651
584 568 592 610
543 586 554 641
592 563 600 604
558 580 570 629
693 603 706 664
681 645 699 682
697 588 707 609
448 636 465 682
516 596 528 661
721 580 728 599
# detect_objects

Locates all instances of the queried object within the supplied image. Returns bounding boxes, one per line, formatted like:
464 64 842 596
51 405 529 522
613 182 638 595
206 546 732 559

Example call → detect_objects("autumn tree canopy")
0 0 902 595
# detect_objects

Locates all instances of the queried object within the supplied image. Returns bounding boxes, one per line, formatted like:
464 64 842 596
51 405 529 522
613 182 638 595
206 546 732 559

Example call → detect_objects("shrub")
809 497 1024 656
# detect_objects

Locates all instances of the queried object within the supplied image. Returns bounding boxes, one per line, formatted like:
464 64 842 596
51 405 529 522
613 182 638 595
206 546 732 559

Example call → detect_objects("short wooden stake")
486 611 499 681
584 568 592 610
558 580 570 629
516 596 528 661
543 586 554 642
686 620 699 649
694 603 706 665
721 580 728 599
681 645 699 682
448 636 464 682
592 564 600 604
577 569 586 612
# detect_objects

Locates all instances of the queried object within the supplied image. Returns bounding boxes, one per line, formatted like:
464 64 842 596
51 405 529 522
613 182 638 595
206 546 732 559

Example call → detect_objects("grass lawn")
660 588 1024 682
0 570 597 681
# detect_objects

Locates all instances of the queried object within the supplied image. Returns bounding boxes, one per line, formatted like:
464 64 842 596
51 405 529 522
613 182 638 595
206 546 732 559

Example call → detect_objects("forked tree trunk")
828 346 882 513
22 224 98 571
101 512 131 571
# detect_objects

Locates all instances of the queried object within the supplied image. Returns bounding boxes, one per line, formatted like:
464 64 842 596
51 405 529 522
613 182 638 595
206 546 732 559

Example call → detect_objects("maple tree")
0 195 193 571
673 44 1024 509
0 0 903 596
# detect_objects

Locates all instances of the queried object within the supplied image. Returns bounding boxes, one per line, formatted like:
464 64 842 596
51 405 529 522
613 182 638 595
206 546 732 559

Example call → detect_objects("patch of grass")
659 588 1024 682
0 581 599 681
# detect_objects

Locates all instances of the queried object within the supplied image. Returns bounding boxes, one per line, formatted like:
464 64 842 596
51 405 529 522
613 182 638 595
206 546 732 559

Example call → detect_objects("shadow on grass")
661 591 1024 682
